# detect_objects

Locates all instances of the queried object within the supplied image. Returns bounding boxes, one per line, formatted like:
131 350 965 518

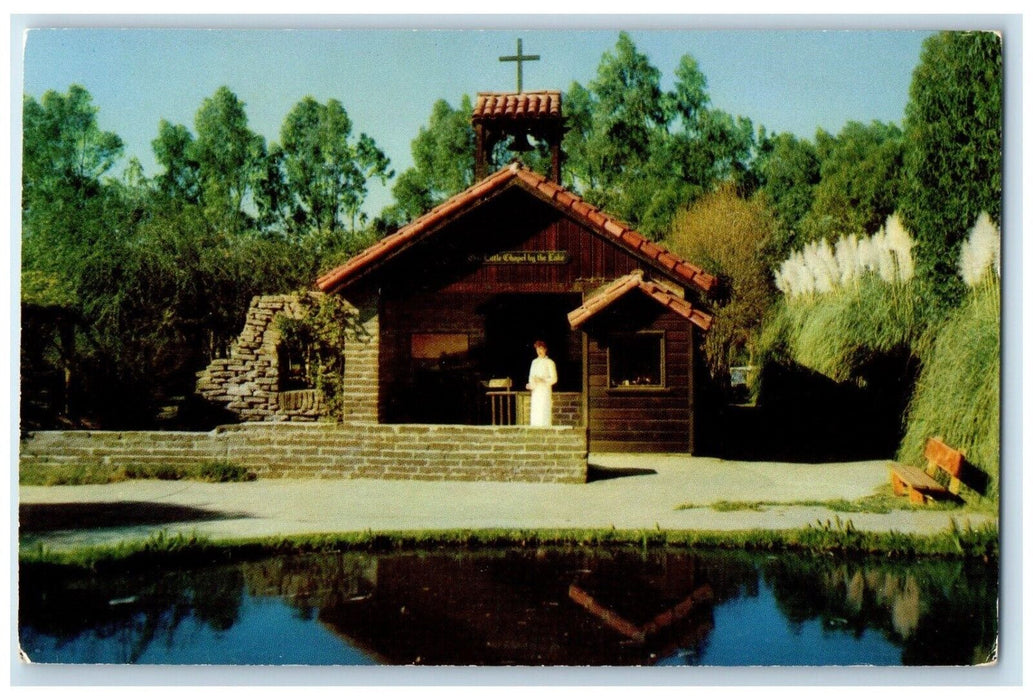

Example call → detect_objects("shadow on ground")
19 502 251 533
586 465 658 482
699 356 918 463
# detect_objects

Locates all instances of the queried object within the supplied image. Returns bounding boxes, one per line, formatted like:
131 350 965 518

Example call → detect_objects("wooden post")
687 323 696 454
581 329 590 439
474 122 487 181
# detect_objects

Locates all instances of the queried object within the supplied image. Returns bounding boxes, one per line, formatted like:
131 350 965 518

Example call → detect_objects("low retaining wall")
20 423 588 483
515 391 582 427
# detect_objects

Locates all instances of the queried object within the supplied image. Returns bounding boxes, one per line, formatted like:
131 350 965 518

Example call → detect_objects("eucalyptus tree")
152 120 200 204
797 120 905 245
563 32 755 238
752 131 820 261
385 95 476 224
22 84 124 208
190 86 269 235
277 96 392 235
21 83 136 321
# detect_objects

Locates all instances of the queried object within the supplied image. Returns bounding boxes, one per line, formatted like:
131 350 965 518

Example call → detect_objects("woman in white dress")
526 340 558 427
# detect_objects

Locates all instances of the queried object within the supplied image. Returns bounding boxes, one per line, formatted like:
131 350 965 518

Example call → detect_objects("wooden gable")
316 163 716 300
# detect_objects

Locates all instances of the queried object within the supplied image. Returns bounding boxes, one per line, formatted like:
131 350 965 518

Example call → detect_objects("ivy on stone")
275 293 362 421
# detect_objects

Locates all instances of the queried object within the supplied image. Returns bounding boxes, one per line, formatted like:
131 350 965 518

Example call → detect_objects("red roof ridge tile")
567 271 711 331
473 91 564 120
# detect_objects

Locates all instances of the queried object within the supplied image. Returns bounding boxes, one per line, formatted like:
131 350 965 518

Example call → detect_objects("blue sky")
21 24 935 216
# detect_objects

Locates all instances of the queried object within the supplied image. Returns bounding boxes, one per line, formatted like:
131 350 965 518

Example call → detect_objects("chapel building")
310 90 718 453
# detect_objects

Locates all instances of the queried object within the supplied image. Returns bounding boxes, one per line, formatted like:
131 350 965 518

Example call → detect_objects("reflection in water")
19 548 997 666
762 557 998 666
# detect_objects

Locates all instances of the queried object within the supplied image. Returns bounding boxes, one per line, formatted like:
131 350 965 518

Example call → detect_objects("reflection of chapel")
200 57 717 454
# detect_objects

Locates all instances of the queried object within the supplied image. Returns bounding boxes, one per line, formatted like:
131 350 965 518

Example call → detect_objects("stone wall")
196 292 380 423
515 392 582 427
20 423 588 483
196 294 321 421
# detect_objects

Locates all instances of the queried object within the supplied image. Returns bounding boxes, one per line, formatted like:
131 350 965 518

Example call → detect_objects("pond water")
19 547 997 666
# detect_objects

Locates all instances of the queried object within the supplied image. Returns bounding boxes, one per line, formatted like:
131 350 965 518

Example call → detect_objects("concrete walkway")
18 454 997 551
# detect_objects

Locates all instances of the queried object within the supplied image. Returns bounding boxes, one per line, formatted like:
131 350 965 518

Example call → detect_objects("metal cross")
499 38 540 93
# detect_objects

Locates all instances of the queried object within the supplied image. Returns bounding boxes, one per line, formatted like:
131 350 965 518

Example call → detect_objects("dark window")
410 333 469 360
278 342 310 391
608 332 665 388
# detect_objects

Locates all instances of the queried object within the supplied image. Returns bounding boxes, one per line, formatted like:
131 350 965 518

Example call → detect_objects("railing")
485 378 516 426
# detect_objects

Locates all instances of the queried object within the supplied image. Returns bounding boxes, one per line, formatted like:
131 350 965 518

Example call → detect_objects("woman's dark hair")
533 340 547 351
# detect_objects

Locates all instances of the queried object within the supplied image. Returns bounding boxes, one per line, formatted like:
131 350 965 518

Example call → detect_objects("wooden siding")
352 186 708 447
584 295 696 453
360 189 674 297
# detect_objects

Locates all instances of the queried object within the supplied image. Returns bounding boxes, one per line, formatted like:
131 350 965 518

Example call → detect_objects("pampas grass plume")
884 213 915 282
836 234 859 285
775 215 918 298
959 212 1001 287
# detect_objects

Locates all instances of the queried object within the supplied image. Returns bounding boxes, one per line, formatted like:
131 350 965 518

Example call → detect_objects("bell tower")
472 39 566 182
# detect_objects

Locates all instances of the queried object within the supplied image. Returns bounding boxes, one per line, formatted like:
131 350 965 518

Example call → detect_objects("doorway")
481 294 582 393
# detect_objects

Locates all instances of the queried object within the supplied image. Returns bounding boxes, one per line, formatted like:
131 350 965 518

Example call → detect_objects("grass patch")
708 501 767 512
677 485 965 514
760 276 930 384
19 519 999 574
898 280 1000 500
20 459 256 486
195 460 256 483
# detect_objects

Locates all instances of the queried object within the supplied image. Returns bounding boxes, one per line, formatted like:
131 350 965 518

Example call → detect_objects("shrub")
665 183 777 383
197 460 256 483
898 215 1001 500
275 293 363 421
761 275 928 384
20 460 256 485
897 278 1000 500
763 214 936 385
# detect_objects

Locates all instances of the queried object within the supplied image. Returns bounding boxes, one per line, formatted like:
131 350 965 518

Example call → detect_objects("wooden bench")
889 437 965 504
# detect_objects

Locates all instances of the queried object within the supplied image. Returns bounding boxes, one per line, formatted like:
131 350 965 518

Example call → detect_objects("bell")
508 131 533 153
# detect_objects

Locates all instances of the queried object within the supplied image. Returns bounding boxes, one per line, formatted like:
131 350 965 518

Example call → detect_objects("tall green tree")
900 31 1003 305
22 85 124 209
560 81 601 191
384 96 475 224
191 86 268 234
564 33 755 238
564 33 666 228
752 130 820 260
22 85 128 291
277 97 392 234
798 121 904 244
152 120 200 204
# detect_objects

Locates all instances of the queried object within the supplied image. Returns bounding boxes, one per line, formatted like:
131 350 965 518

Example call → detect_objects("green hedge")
898 280 1000 500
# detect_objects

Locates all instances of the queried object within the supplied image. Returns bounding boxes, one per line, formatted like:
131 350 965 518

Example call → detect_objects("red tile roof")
316 162 717 295
473 91 562 120
567 271 714 331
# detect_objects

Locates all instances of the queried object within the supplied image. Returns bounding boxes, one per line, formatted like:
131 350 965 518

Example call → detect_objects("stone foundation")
20 423 588 483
